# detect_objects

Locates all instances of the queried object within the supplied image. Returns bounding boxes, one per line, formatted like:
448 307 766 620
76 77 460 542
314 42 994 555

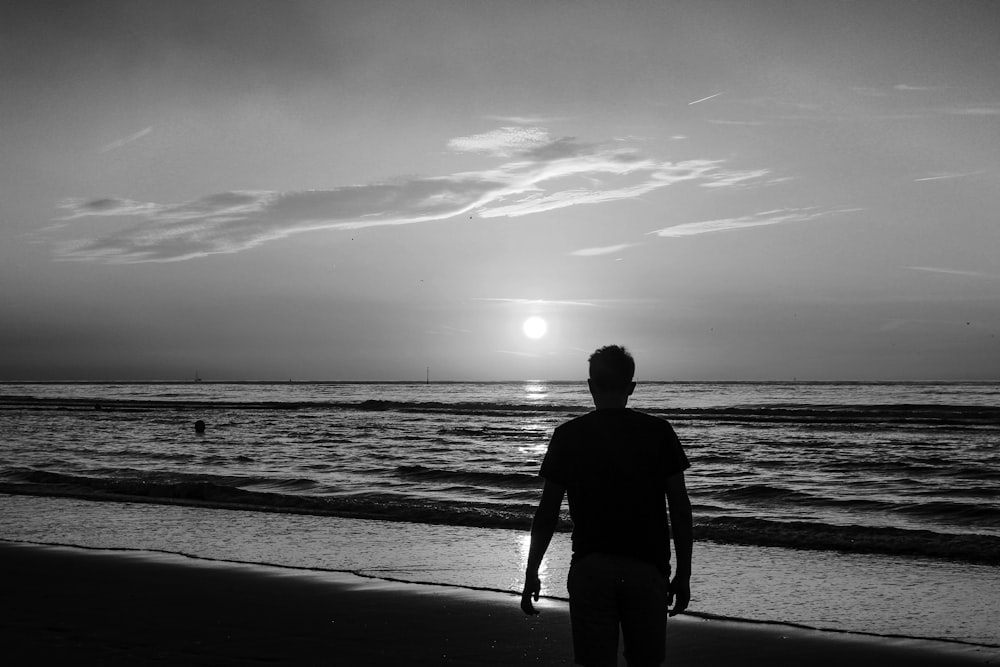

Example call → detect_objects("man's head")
588 345 636 406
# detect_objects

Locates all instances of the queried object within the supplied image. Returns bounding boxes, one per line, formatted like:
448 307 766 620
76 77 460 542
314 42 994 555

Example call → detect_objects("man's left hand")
520 573 541 615
668 576 690 616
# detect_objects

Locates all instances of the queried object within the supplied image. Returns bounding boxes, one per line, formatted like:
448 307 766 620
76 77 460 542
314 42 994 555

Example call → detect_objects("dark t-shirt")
539 408 690 574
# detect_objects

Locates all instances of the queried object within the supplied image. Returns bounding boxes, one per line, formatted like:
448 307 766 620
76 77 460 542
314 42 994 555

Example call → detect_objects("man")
520 345 693 667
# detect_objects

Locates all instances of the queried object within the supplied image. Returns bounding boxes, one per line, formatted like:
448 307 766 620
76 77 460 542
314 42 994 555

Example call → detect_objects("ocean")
1 381 998 647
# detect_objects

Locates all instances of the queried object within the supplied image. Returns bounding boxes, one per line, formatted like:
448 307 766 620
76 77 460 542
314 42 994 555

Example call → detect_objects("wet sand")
2 542 994 666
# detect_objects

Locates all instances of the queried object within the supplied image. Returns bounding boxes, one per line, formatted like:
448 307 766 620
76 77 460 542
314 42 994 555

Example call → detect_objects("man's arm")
665 471 693 616
520 480 566 615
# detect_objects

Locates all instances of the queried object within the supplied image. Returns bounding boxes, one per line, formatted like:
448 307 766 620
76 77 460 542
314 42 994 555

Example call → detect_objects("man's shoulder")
552 412 592 439
557 409 673 431
624 408 667 423
558 410 597 427
556 409 625 429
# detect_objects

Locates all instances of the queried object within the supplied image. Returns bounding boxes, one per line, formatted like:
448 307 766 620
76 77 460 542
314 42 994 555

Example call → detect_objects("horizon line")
1 378 996 385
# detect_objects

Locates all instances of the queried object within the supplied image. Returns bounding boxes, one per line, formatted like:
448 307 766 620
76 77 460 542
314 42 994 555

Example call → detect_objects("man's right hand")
668 575 690 616
520 573 541 615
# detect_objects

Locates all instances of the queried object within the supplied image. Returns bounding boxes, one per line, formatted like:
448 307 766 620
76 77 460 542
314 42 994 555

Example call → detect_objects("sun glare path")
522 317 548 339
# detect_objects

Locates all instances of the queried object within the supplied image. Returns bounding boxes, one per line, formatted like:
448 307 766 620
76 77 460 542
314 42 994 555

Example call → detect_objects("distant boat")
194 370 203 383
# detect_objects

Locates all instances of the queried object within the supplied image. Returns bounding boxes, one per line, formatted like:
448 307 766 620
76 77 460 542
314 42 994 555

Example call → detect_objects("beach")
3 541 995 666
3 381 1000 649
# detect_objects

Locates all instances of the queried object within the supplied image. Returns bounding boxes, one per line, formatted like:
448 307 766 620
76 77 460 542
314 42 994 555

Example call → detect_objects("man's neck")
587 379 635 410
592 396 630 410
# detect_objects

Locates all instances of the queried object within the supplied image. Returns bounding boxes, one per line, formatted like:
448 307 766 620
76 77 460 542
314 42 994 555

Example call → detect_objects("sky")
2 0 999 382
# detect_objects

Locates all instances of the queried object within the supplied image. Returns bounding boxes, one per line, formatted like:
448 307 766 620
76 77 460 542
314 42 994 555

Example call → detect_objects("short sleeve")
539 425 571 487
662 423 690 478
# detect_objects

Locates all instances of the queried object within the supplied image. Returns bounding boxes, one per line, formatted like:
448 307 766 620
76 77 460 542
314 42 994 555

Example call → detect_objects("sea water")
1 381 998 645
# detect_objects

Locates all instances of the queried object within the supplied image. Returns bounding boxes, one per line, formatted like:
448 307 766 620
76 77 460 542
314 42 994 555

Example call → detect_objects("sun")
522 316 548 339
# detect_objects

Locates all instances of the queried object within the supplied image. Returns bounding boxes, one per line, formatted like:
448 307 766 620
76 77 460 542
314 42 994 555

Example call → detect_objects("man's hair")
588 344 635 391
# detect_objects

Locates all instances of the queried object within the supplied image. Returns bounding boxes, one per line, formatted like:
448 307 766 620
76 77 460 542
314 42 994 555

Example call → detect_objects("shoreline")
4 541 996 666
4 492 999 647
3 484 997 567
5 536 998 653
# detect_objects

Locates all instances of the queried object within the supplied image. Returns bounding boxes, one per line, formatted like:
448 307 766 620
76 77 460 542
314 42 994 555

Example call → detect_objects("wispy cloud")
913 171 983 182
893 84 941 92
474 297 599 308
99 127 153 153
477 157 724 219
848 83 1000 120
570 243 634 257
943 106 1000 116
484 115 565 125
704 119 767 127
447 127 551 157
905 266 999 279
59 196 165 218
496 349 541 358
854 84 944 96
699 169 772 189
688 92 724 105
52 130 769 263
652 207 860 238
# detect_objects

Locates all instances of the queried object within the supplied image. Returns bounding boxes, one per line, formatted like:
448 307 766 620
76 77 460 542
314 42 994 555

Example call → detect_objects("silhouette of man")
521 345 693 667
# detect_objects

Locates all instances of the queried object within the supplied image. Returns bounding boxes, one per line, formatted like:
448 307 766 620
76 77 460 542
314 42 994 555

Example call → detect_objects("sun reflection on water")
523 382 548 400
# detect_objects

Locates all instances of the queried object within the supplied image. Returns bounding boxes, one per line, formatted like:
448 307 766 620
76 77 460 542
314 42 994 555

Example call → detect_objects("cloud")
55 182 494 262
699 169 772 189
484 115 565 125
51 131 769 263
477 154 742 219
427 324 473 335
893 84 940 92
905 266 999 279
652 207 859 238
704 119 768 127
447 127 551 157
519 136 597 162
688 92 724 105
59 197 163 218
943 106 1000 116
474 298 599 308
913 171 982 182
496 349 541 358
854 84 943 96
570 244 634 257
99 127 153 153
